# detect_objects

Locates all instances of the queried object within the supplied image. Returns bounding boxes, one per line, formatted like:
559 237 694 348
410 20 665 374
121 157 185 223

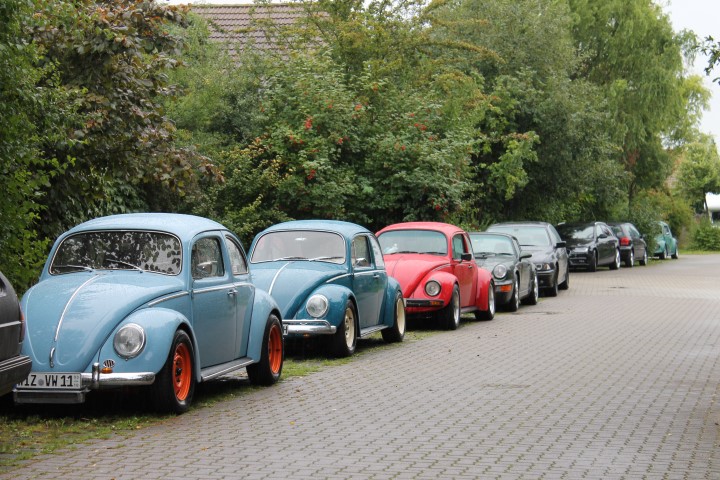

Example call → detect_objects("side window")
225 236 248 276
452 234 465 260
548 226 562 245
191 237 225 279
602 225 613 237
352 236 371 268
630 226 641 239
369 235 385 269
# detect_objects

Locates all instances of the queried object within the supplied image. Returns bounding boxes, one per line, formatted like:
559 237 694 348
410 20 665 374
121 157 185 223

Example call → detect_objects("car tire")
545 271 559 297
475 282 495 320
610 249 621 270
522 272 539 306
659 247 667 260
625 249 634 268
329 301 357 357
671 247 679 260
639 248 648 266
440 285 461 330
558 268 570 290
381 291 406 343
587 252 597 272
247 314 284 386
506 278 520 312
152 329 196 414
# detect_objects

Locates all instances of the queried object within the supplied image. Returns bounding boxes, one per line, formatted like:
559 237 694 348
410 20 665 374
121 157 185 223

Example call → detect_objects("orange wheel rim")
173 342 192 401
268 324 283 375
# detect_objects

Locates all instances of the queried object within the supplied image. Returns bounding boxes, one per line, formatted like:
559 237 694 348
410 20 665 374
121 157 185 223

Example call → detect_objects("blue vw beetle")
14 213 284 413
249 220 406 357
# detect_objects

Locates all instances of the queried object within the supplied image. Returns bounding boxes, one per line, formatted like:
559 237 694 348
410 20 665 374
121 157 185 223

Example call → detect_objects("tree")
674 134 720 213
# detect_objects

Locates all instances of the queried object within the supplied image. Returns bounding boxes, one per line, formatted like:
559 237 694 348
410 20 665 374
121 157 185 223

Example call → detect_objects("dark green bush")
691 220 720 251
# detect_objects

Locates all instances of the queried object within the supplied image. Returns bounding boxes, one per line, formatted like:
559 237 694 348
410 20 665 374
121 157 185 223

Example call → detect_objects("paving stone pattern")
3 255 720 479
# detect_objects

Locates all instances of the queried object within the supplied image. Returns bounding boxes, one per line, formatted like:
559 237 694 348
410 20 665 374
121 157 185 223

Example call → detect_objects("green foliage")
691 219 720 251
673 134 720 212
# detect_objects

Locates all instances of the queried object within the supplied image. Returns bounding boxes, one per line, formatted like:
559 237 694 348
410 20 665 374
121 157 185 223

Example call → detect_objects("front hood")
251 262 349 317
21 272 184 371
384 254 450 296
564 238 591 249
474 256 512 271
520 247 554 264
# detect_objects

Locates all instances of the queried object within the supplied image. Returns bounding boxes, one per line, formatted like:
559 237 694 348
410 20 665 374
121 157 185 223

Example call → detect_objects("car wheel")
506 278 520 312
381 291 406 343
671 247 679 260
522 272 539 306
152 329 196 414
639 248 648 266
440 285 461 330
659 247 667 260
587 252 597 272
475 282 495 320
625 249 634 268
558 268 570 290
610 249 621 270
545 271 559 297
330 302 357 357
247 314 284 386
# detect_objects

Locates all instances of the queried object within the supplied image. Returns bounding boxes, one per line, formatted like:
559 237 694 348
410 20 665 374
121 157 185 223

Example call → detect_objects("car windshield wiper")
103 257 143 271
309 256 343 261
52 264 94 272
475 251 496 257
393 250 418 254
272 256 308 261
423 251 446 255
495 252 514 256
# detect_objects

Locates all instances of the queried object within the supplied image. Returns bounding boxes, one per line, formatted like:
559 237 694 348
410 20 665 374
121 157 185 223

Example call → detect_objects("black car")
469 232 539 311
607 222 649 267
0 272 32 396
486 222 570 297
556 222 620 271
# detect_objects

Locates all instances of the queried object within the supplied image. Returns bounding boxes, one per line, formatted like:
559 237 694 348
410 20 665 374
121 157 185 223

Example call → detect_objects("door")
451 233 476 307
597 224 615 264
352 235 386 328
191 235 237 368
225 235 254 358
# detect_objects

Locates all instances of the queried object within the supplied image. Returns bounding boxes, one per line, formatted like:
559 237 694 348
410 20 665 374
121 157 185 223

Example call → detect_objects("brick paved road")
3 254 720 479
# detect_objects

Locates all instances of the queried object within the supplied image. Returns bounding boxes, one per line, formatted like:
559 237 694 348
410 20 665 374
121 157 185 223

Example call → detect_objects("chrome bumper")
284 319 337 336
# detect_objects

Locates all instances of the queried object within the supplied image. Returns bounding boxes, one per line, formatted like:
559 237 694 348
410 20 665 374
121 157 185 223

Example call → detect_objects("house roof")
190 3 310 55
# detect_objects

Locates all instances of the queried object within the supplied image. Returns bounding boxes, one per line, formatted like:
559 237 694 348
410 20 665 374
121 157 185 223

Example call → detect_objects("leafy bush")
691 220 720 251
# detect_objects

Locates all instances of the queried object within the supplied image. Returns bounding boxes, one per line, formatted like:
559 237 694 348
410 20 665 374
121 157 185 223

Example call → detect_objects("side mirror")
598 233 607 239
556 241 566 249
461 252 473 262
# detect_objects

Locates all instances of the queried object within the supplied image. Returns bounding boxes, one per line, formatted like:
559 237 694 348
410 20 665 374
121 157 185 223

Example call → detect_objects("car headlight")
492 264 508 279
113 323 146 359
573 247 589 253
425 280 441 297
535 262 553 272
306 294 329 318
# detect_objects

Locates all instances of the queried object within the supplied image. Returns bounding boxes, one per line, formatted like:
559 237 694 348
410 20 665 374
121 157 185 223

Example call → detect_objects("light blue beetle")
15 213 284 413
249 220 406 357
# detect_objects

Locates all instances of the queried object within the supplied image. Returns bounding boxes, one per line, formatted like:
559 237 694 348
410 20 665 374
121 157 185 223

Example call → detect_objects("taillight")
19 307 26 342
619 236 631 246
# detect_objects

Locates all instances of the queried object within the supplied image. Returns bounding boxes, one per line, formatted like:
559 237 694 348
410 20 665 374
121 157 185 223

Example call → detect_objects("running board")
359 325 386 338
201 357 254 382
461 306 478 314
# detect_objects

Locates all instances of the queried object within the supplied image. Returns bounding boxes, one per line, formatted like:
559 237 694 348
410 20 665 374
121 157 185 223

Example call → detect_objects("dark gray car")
556 221 621 271
0 272 32 396
486 222 570 297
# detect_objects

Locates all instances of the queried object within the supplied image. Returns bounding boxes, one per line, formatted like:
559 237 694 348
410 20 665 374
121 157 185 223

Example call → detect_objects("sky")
163 0 719 144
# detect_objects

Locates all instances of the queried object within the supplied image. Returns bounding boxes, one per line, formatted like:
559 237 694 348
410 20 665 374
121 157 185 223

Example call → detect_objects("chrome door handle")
228 289 237 296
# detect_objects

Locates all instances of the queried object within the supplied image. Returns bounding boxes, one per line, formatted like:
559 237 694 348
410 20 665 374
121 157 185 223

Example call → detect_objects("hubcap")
396 297 406 334
488 287 495 316
344 307 356 348
452 290 460 325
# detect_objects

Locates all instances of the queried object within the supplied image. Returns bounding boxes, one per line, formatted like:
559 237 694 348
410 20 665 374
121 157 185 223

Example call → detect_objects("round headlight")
492 264 508 279
425 280 441 297
113 323 146 359
306 294 329 318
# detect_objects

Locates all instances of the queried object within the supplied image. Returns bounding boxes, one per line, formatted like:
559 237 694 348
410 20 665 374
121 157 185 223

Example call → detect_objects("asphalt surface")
2 254 720 479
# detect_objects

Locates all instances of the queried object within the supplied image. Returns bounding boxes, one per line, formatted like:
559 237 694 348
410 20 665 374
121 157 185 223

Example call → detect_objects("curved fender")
412 271 457 305
313 284 354 327
96 307 193 378
474 269 493 310
246 288 283 363
380 277 402 326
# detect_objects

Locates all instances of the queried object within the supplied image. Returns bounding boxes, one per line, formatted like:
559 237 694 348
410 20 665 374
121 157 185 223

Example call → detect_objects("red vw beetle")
376 222 495 329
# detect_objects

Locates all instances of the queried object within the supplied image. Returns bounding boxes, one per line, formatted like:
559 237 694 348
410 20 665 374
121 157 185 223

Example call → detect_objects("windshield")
251 230 346 264
50 230 182 275
487 226 550 247
557 225 594 241
470 235 514 256
377 230 448 255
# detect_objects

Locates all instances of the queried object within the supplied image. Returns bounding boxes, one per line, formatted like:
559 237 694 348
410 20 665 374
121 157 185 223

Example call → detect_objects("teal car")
249 220 406 357
14 213 284 413
654 221 679 260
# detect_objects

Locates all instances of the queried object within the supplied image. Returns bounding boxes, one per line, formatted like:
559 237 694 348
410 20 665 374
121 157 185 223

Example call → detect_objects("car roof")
469 231 515 239
260 219 371 238
488 221 552 228
66 213 228 242
378 221 466 236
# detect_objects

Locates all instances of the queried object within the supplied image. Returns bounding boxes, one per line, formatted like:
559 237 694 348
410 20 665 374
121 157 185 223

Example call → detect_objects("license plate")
18 372 82 390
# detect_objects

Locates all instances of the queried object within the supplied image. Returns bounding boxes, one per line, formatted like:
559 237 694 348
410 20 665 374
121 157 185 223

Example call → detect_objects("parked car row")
2 214 678 413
